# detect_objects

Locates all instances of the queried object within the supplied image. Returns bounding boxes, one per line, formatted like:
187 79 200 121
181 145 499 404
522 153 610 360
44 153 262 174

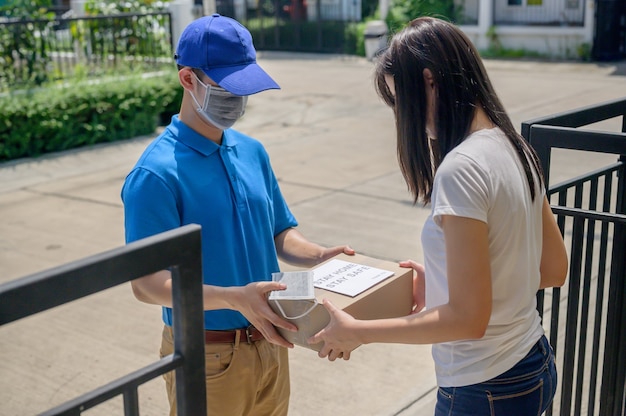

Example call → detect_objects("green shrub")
0 71 182 161
0 0 56 90
385 0 458 35
347 21 368 56
0 0 173 91
577 42 591 62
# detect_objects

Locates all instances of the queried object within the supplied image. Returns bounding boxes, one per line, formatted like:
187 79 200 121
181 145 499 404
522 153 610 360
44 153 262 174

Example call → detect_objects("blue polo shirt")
121 115 298 330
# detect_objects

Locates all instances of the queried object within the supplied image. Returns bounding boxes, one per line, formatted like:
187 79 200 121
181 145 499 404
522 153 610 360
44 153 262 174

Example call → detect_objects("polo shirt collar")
168 115 239 156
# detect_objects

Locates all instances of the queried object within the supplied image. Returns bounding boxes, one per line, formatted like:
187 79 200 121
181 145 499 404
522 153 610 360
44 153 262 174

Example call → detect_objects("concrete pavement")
1 52 625 416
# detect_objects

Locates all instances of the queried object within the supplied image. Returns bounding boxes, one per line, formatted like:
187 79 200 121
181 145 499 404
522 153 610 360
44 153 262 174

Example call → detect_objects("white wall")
493 0 584 25
464 26 590 58
460 0 594 59
169 0 196 51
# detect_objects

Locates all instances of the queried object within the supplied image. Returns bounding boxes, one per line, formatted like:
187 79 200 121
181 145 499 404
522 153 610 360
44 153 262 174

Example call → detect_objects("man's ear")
178 67 195 91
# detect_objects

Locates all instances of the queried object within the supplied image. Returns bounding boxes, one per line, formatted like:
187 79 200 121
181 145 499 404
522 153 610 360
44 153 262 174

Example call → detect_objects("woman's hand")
399 260 426 314
308 299 361 361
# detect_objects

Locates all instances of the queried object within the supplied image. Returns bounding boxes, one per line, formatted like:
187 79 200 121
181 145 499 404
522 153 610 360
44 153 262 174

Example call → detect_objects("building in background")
45 0 625 60
449 0 624 60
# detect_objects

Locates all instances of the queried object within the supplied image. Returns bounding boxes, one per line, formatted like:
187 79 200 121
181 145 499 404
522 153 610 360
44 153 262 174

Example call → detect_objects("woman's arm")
309 215 493 359
539 196 569 289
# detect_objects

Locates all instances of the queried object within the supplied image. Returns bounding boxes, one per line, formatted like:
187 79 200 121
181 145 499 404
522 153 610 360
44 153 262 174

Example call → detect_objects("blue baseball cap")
175 14 280 96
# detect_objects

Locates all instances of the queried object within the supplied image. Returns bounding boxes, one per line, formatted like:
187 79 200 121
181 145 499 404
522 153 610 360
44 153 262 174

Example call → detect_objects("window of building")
507 0 543 5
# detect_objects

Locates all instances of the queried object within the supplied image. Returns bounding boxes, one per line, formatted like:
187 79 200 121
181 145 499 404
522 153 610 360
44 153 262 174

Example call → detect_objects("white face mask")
191 74 248 130
268 271 318 320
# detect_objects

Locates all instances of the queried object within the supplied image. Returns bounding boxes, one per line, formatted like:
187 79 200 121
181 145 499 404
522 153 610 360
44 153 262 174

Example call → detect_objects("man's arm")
130 271 298 348
274 227 354 268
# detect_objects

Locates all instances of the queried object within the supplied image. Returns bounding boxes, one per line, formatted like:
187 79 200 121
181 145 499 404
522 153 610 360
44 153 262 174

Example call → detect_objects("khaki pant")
160 326 290 416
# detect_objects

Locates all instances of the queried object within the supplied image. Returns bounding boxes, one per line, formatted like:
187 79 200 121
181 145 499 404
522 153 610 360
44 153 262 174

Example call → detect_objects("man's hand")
319 245 355 263
231 281 298 349
274 227 355 267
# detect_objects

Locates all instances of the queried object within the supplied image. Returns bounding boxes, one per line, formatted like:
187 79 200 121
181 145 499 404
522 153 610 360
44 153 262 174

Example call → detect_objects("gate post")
600 153 626 415
522 97 626 415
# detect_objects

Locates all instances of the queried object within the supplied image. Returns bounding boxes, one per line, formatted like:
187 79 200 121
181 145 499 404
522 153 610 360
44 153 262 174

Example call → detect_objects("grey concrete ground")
0 52 625 416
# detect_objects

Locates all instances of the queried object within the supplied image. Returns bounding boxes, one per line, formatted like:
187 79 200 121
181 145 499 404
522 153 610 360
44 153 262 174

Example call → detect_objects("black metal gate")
215 0 354 53
593 0 626 61
522 97 626 415
0 224 207 415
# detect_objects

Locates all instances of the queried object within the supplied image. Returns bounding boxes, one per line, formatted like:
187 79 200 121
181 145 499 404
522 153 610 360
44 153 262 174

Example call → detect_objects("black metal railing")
0 224 206 415
218 0 355 53
0 11 173 90
521 97 626 416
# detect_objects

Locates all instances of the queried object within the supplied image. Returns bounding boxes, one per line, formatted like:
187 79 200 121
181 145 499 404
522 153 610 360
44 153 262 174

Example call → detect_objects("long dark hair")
375 17 544 204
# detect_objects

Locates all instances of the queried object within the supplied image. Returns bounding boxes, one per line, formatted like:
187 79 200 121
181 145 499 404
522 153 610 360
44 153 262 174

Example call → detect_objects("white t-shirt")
421 127 545 387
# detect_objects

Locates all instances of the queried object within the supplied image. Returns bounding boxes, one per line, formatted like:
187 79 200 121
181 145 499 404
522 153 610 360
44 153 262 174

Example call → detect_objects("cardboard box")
269 253 413 351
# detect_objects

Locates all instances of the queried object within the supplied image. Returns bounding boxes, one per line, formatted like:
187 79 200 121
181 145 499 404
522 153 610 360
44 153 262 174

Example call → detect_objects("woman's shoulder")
447 128 511 164
437 128 513 184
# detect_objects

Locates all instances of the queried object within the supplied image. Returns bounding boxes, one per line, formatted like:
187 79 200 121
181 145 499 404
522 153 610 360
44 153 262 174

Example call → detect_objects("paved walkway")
1 52 625 415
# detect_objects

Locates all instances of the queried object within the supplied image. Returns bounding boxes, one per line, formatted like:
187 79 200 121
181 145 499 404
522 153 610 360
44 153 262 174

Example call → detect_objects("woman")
308 17 568 415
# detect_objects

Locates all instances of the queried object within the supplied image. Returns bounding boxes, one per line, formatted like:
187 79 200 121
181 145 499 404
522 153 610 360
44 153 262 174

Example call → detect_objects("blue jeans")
435 335 557 416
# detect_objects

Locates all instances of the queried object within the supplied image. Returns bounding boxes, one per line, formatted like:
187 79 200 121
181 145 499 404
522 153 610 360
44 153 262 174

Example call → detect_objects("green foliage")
0 0 172 92
485 25 503 54
340 22 363 55
480 26 545 60
0 0 56 90
385 0 458 35
349 21 367 57
361 0 379 19
81 0 171 57
0 0 53 19
85 0 169 15
577 42 591 62
0 71 182 161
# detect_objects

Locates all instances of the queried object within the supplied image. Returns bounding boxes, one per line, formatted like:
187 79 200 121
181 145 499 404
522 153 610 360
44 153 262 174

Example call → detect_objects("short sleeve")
271 177 298 236
121 168 181 243
432 152 490 227
265 162 298 235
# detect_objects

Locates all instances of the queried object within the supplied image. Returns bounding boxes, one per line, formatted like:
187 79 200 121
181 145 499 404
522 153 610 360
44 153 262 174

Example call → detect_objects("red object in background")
283 0 307 21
